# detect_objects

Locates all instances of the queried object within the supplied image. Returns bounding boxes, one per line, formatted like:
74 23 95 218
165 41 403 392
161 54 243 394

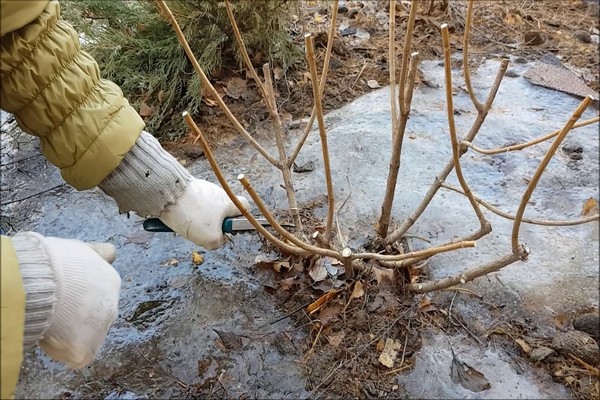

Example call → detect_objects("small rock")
340 27 357 37
529 346 555 362
545 19 561 28
505 69 520 78
367 80 381 89
524 30 545 46
514 56 528 64
573 312 600 339
348 8 360 18
591 34 600 44
338 4 349 13
551 330 600 365
574 30 592 43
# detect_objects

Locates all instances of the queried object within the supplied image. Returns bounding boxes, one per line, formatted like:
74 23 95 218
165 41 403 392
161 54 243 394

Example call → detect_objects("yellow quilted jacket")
1 1 145 397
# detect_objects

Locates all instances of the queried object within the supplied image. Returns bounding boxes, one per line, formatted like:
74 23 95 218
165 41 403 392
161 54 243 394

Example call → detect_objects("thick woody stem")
156 0 278 166
386 58 509 244
377 51 420 238
342 248 355 279
389 0 397 130
409 252 525 293
288 0 339 167
306 34 335 245
182 112 305 255
441 24 489 229
262 64 303 230
511 95 594 253
462 0 482 112
441 183 600 226
463 117 599 155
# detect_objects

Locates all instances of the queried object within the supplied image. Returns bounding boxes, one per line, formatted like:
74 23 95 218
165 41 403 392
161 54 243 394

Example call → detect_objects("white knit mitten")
12 232 121 369
99 131 250 249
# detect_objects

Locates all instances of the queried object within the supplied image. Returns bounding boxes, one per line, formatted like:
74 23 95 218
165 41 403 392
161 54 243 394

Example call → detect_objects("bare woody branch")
409 252 524 293
441 182 600 226
441 24 489 230
463 116 599 155
386 58 509 244
306 33 335 245
398 0 417 115
288 0 339 167
511 95 594 253
376 51 419 238
462 0 482 112
389 0 398 130
263 63 303 230
156 0 278 166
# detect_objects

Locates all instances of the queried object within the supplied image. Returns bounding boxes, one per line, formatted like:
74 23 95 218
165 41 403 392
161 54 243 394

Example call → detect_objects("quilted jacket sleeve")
0 0 145 190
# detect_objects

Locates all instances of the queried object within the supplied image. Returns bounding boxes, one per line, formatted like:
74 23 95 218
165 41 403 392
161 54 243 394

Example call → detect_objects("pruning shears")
143 216 292 234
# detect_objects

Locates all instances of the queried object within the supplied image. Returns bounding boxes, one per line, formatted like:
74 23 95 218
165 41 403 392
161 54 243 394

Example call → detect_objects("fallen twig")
0 183 66 206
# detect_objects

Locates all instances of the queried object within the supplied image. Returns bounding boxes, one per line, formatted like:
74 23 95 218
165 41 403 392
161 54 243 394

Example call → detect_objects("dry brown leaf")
192 251 204 265
350 281 365 300
515 338 532 354
581 197 599 216
309 258 328 282
373 267 396 286
450 348 491 392
376 338 385 352
417 297 437 313
273 261 291 273
213 329 243 351
279 277 296 291
307 289 342 315
327 332 346 347
224 77 249 99
378 338 403 368
139 103 153 117
319 304 342 326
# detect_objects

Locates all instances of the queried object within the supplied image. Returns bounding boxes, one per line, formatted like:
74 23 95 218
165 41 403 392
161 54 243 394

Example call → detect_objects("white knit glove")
158 179 251 249
12 232 121 369
99 131 250 250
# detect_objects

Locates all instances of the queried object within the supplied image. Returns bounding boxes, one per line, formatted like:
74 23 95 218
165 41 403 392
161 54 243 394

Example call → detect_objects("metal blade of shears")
143 216 292 234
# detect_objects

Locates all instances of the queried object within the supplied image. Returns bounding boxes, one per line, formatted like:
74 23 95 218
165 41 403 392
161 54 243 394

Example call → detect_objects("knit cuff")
11 232 57 350
98 131 193 218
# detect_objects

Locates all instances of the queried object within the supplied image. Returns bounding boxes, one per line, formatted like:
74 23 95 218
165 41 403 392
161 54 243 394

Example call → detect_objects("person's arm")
1 0 249 250
1 233 121 399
